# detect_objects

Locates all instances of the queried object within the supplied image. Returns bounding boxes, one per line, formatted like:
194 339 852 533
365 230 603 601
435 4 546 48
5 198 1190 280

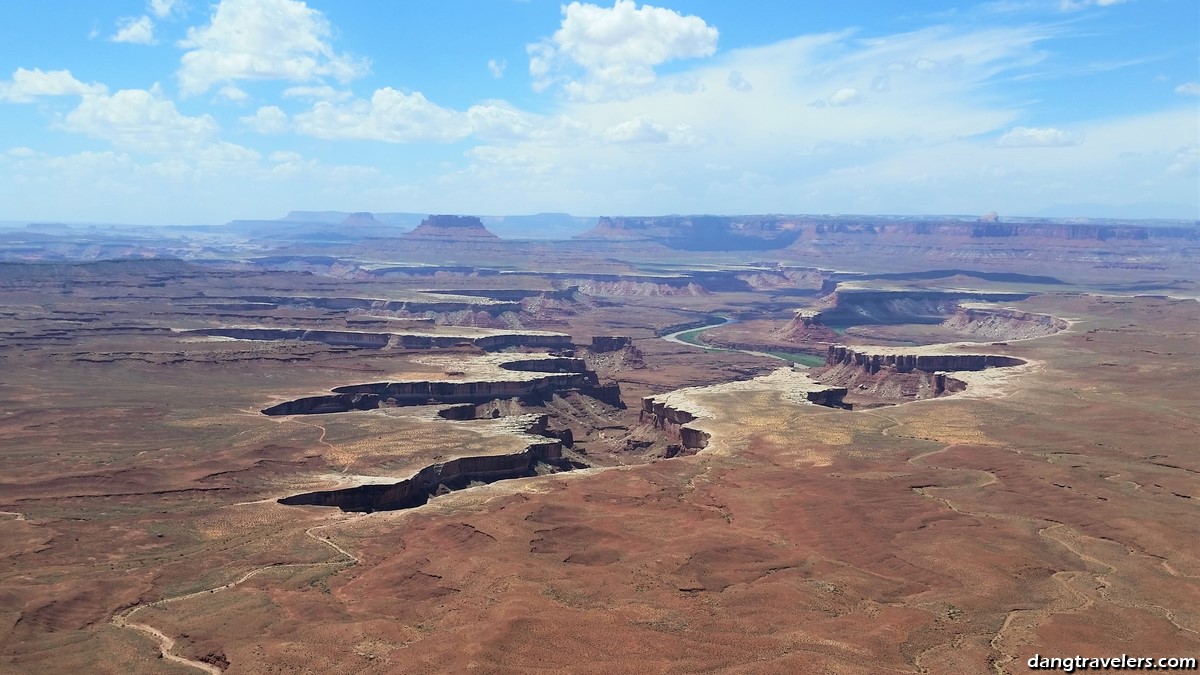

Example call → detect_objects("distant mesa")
405 215 499 240
338 211 384 228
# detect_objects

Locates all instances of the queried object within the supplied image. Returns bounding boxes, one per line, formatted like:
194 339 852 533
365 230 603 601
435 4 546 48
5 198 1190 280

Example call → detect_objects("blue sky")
0 0 1196 225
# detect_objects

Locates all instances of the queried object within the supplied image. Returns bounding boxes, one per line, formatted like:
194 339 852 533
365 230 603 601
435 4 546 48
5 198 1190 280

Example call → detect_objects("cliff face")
405 215 499 240
825 345 1025 374
640 397 710 451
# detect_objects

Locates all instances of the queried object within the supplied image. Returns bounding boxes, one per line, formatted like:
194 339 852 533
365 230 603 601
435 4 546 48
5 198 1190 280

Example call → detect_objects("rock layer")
825 345 1026 374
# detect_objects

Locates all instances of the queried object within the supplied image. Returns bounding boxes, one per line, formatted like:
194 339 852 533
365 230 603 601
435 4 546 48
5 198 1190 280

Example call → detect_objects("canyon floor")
0 245 1197 674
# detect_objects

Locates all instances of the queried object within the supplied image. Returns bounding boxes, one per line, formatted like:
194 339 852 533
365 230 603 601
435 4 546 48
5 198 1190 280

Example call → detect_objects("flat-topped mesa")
825 345 1025 374
338 211 383 227
405 215 499 240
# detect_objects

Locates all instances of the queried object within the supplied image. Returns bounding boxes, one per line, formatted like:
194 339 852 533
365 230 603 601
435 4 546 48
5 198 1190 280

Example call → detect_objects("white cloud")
528 0 718 100
997 126 1082 147
0 68 107 102
149 0 179 19
60 86 219 153
828 87 863 106
1175 82 1200 96
112 15 156 44
240 105 289 133
217 84 248 102
282 85 351 101
177 0 368 96
488 59 507 79
292 88 471 143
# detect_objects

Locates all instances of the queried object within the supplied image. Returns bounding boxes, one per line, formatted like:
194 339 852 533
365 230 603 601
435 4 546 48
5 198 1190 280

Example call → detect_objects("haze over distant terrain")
1 0 1198 226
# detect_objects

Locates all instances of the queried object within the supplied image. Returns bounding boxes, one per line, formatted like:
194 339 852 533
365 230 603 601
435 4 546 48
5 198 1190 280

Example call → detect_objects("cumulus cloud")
1175 82 1200 96
528 0 718 99
488 59 507 79
240 105 289 134
828 87 863 106
997 126 1082 147
292 88 472 143
0 67 107 102
112 15 156 44
177 0 367 96
60 86 220 153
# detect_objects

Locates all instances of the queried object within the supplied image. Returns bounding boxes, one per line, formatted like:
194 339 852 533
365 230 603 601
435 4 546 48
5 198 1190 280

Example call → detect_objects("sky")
0 0 1197 225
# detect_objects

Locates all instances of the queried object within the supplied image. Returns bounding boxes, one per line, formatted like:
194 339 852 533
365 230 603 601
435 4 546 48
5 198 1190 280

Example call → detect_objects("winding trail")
111 517 361 673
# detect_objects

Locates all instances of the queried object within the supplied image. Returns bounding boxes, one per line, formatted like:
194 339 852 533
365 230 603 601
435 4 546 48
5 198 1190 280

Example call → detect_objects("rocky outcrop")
405 215 499 240
279 417 567 512
774 309 840 343
590 336 631 352
805 387 849 408
825 345 1025 374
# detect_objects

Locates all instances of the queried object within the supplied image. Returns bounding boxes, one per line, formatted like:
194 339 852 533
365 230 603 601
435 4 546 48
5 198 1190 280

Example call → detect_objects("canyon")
0 217 1197 674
